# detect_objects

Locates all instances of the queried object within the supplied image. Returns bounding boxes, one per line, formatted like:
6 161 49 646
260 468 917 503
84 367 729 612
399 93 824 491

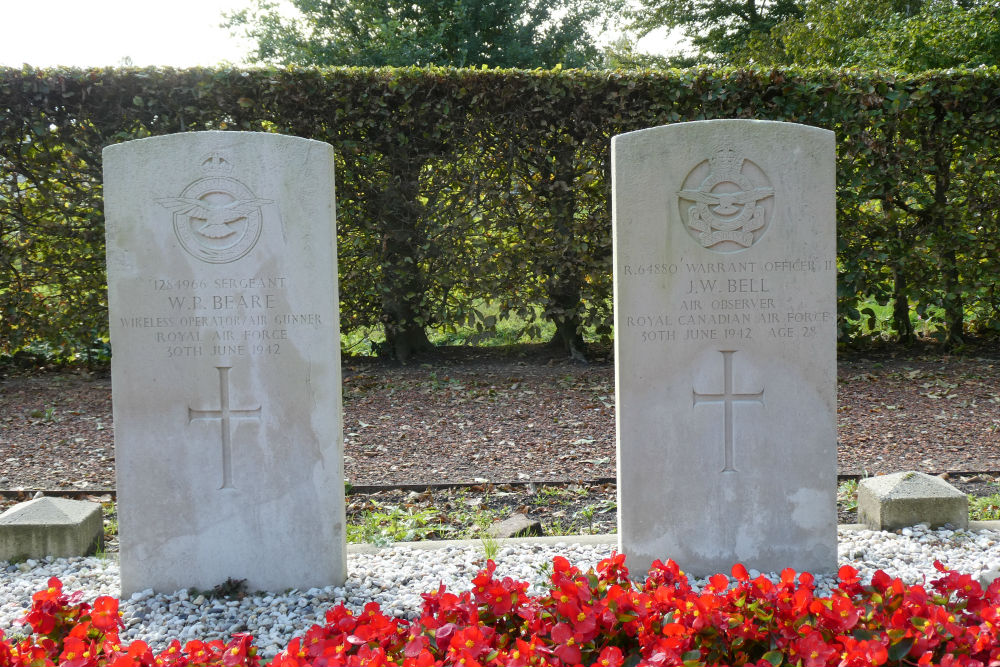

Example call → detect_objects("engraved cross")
188 366 261 489
692 350 764 473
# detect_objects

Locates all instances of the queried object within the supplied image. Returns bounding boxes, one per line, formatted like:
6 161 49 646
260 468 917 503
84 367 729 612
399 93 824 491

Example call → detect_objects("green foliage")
627 0 803 64
837 479 859 512
226 0 617 68
744 0 1000 70
969 491 1000 521
346 500 501 545
426 303 559 348
1 65 1000 361
28 405 56 421
347 504 445 545
101 502 118 543
602 36 698 70
475 512 501 560
0 77 111 365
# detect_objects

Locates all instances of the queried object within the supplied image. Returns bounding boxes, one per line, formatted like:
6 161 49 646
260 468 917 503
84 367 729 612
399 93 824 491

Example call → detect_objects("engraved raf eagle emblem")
156 197 273 240
156 151 273 264
677 145 775 252
676 187 774 217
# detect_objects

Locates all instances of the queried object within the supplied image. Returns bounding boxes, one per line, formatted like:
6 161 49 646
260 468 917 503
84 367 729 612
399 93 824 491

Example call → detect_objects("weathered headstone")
104 132 345 595
613 120 837 577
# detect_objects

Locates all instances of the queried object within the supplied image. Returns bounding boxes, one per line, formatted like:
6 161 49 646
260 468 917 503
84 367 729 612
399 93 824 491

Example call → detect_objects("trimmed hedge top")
2 65 999 360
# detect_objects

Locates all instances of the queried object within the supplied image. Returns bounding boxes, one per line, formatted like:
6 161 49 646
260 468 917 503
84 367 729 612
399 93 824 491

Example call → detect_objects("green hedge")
2 65 998 362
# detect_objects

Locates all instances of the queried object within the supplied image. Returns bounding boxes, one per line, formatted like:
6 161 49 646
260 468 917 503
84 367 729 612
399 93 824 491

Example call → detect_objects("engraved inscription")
620 257 835 344
677 146 774 253
157 152 272 264
188 365 261 490
692 350 764 473
116 274 326 358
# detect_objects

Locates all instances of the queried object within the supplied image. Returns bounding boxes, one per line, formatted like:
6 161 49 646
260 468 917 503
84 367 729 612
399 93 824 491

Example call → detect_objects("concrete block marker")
0 497 103 562
487 513 543 539
858 471 968 531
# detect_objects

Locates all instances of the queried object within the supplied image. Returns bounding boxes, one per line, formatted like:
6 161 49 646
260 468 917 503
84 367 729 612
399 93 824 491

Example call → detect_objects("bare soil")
2 344 1000 531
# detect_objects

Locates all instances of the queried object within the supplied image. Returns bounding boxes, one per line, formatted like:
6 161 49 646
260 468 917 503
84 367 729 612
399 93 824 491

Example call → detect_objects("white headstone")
103 131 345 595
612 120 837 578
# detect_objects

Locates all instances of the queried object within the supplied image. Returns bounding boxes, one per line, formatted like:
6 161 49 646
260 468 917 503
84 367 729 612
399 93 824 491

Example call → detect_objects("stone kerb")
0 497 103 561
613 119 838 578
103 131 345 596
858 471 969 531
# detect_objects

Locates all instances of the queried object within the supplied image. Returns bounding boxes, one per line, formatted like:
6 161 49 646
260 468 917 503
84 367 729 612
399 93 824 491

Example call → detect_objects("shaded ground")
3 344 1000 542
2 345 999 492
341 475 1000 542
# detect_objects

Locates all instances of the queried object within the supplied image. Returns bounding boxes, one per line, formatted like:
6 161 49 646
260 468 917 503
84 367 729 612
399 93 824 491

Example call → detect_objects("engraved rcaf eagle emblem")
157 152 272 264
677 145 774 253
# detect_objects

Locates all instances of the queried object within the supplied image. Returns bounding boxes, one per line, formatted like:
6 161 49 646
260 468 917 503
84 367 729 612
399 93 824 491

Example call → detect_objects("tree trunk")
891 268 914 345
941 247 964 348
546 282 587 361
925 110 961 348
383 319 433 364
543 148 587 361
376 156 434 363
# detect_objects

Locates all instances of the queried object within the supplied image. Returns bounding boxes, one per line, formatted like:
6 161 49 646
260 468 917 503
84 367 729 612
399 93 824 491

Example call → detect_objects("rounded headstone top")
102 130 333 158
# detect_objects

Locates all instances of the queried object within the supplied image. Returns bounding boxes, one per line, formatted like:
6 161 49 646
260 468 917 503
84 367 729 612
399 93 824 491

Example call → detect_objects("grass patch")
339 300 612 356
345 500 500 546
844 298 942 341
429 306 557 348
969 493 1000 521
346 505 445 546
28 406 57 422
837 479 860 513
532 485 586 506
576 498 617 534
102 501 118 537
475 513 501 561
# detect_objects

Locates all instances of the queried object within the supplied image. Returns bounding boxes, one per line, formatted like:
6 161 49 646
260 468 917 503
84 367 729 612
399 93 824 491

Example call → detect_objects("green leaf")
888 637 914 662
762 650 783 666
623 654 642 667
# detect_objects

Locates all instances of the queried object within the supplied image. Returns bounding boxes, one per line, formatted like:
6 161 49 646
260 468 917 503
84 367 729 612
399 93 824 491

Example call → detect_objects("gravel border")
3 524 1000 660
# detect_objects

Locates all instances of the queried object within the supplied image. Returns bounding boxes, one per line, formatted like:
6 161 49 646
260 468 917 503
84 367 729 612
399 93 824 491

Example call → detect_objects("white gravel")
3 525 1000 660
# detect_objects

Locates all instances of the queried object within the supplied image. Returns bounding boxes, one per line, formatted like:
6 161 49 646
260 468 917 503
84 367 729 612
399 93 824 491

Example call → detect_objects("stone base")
858 471 968 531
0 497 103 562
486 513 543 539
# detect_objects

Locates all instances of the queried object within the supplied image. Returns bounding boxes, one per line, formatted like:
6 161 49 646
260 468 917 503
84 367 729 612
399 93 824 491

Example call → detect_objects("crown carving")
708 145 742 176
200 152 234 174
